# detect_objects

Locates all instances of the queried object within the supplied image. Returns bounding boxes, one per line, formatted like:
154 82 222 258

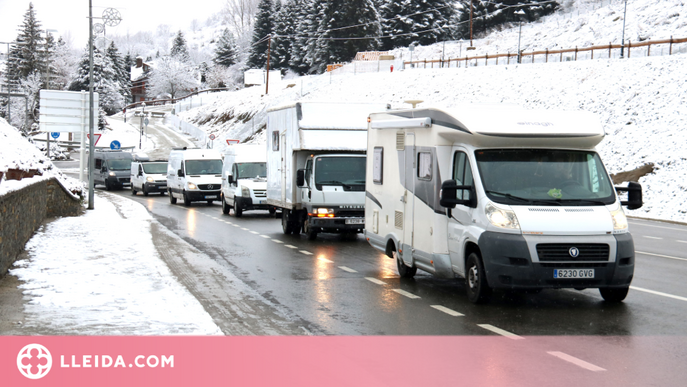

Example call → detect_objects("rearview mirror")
227 175 234 184
177 169 184 177
615 181 643 210
296 169 305 187
440 179 476 209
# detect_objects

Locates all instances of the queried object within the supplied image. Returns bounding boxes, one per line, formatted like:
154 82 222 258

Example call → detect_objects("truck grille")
254 189 267 198
536 243 610 262
197 184 220 190
337 210 364 218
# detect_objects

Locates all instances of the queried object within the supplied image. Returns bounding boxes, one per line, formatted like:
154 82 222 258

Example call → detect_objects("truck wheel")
221 195 230 215
183 191 191 206
169 189 177 204
282 210 293 234
105 181 111 191
131 186 137 195
466 253 492 304
304 219 318 240
234 206 243 217
599 286 629 302
143 186 149 196
269 207 276 216
394 249 416 278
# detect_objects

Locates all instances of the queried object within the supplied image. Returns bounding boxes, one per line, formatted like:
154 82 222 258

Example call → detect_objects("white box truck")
266 101 389 239
221 143 275 216
365 104 642 303
166 147 223 206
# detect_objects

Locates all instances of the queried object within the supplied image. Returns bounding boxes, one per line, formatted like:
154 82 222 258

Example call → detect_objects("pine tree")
288 0 321 75
246 0 274 70
106 41 133 105
68 46 124 116
380 0 456 50
214 28 238 67
170 30 191 62
5 3 46 91
456 0 559 39
312 0 382 74
50 37 77 90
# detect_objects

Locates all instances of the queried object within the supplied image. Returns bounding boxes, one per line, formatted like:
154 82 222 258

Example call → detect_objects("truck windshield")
236 162 266 179
314 156 366 188
108 159 132 171
475 149 616 206
185 160 223 175
142 163 167 174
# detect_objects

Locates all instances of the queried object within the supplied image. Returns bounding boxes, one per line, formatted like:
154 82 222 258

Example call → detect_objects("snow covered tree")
49 37 77 91
245 0 274 69
5 3 46 84
456 0 559 39
214 28 238 67
288 0 321 75
68 46 125 116
106 41 133 105
311 0 382 74
146 56 199 100
220 0 260 43
170 30 191 62
272 0 298 71
380 0 457 50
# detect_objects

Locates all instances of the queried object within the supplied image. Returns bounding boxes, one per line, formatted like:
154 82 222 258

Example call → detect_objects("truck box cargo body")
364 105 643 303
266 101 389 239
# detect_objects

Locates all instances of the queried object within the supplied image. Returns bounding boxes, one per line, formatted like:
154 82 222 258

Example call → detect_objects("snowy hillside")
170 0 686 223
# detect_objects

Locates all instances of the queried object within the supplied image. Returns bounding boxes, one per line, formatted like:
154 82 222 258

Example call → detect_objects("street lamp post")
620 0 628 58
515 9 527 64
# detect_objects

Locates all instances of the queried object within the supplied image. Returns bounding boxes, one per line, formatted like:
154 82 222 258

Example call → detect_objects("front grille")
254 189 267 198
197 184 220 190
119 178 130 183
539 262 609 268
537 243 610 262
337 210 364 217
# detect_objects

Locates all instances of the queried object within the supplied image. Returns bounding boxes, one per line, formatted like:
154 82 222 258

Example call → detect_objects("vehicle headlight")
108 172 116 177
187 182 197 190
485 202 520 230
146 176 154 182
241 186 250 197
610 205 628 232
314 208 334 218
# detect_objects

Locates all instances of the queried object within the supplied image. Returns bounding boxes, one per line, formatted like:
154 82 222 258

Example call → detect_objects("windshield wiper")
485 190 534 203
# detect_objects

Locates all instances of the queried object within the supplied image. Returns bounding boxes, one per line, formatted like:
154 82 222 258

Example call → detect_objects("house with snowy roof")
130 57 153 103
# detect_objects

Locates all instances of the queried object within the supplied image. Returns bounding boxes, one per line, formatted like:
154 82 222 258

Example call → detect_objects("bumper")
186 190 221 201
310 216 365 232
478 232 635 289
107 176 130 187
235 196 272 211
144 182 167 193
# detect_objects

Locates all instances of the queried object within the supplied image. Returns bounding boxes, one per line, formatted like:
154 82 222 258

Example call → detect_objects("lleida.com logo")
17 343 175 379
17 344 53 379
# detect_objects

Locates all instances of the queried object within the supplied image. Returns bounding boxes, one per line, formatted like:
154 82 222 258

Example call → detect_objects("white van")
166 148 223 206
365 104 643 303
130 155 168 196
221 144 273 217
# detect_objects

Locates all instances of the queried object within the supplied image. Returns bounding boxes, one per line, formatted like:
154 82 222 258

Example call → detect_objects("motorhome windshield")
236 162 266 179
108 159 132 171
475 149 616 206
142 163 167 174
314 156 366 187
185 160 223 175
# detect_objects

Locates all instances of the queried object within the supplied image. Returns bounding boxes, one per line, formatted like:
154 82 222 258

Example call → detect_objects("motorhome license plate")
345 218 364 225
554 269 594 279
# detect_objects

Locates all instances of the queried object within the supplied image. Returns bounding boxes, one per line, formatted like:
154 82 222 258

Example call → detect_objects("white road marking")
232 224 240 227
392 289 421 299
430 305 464 317
338 266 357 273
477 324 524 340
629 220 687 232
250 231 259 235
630 286 687 302
241 228 250 231
636 251 687 262
365 277 386 285
284 245 298 249
299 250 313 255
643 236 663 240
677 240 687 244
547 351 606 372
271 240 284 244
318 257 334 263
260 235 271 239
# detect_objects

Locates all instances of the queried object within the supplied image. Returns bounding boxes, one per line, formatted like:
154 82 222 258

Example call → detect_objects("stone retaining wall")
0 178 83 277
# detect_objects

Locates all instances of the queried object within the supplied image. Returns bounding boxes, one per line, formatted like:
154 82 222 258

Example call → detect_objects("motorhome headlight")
241 186 250 197
610 205 628 232
187 182 197 190
146 176 155 183
108 172 116 177
314 208 335 218
485 202 520 230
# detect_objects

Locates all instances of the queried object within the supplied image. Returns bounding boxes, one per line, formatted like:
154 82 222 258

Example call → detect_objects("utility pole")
265 35 271 95
88 0 95 209
620 0 628 58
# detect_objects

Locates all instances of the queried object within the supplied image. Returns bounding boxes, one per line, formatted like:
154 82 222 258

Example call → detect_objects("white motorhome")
221 144 274 216
166 148 223 206
130 154 168 196
266 101 389 239
365 104 643 303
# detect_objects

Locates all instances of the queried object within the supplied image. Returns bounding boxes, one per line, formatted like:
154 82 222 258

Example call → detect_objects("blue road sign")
50 132 60 139
110 140 121 150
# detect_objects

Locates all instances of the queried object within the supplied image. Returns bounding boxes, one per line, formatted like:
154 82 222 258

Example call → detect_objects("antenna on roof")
404 100 423 109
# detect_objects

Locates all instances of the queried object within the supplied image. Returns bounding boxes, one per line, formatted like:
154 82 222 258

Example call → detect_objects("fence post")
628 41 631 58
560 51 563 62
609 42 612 58
545 48 548 63
485 53 488 66
591 48 594 60
507 51 510 65
648 43 651 57
424 59 427 69
532 51 534 63
670 36 673 55
496 53 499 65
575 46 578 61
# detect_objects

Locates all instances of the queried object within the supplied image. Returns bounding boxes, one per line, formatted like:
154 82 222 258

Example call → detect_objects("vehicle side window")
305 159 312 184
95 159 102 169
272 131 279 151
232 164 238 180
452 152 473 200
138 165 143 175
373 147 383 184
418 152 432 180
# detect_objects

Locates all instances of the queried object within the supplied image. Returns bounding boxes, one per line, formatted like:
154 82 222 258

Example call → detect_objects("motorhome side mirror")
296 169 305 187
440 180 476 208
177 169 184 177
616 181 643 210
